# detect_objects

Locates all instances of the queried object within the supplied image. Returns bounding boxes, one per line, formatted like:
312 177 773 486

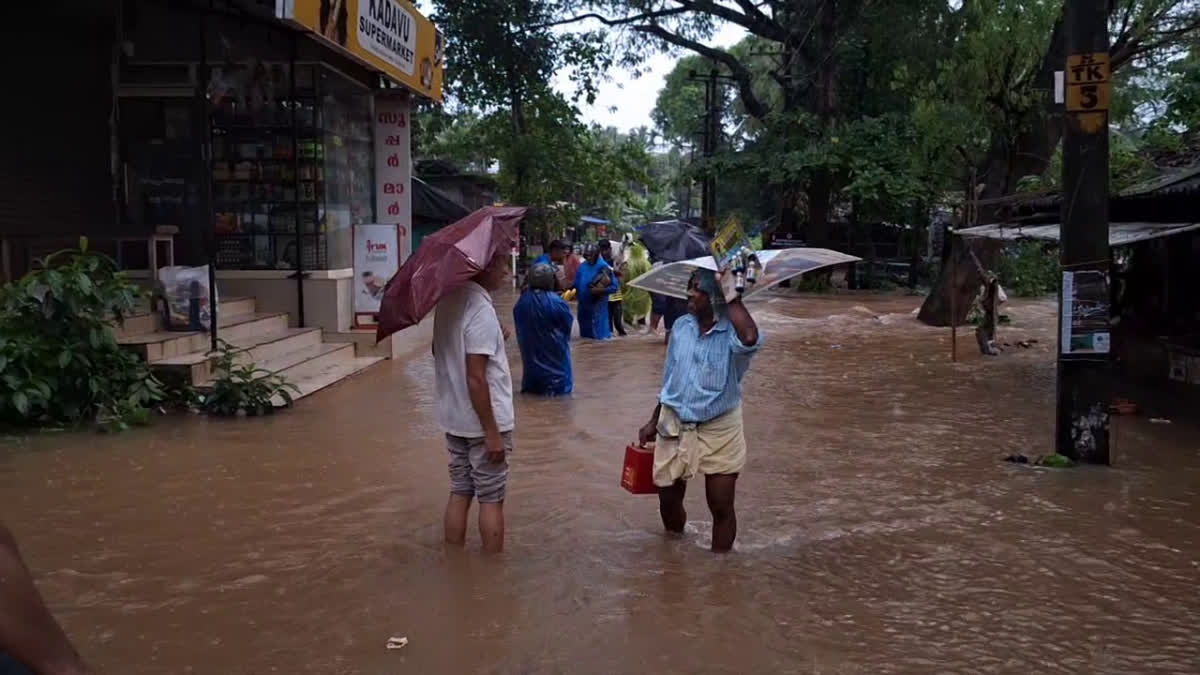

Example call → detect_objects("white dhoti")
652 404 747 487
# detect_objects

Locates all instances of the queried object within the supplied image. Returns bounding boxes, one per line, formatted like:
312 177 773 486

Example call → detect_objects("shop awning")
956 222 1200 247
412 177 469 223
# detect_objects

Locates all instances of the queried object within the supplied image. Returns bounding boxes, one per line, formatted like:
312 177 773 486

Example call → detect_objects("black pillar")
1056 0 1111 463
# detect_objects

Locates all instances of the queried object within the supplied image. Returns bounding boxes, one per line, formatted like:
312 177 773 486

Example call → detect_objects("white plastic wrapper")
158 265 218 331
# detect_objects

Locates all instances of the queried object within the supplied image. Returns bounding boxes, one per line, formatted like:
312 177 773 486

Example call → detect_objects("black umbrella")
636 219 712 263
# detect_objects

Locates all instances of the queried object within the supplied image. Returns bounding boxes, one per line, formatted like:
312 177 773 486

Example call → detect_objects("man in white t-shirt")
432 252 514 553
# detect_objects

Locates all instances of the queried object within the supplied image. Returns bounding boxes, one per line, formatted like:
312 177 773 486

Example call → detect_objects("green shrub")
0 239 162 431
793 273 833 293
994 241 1060 297
200 340 299 417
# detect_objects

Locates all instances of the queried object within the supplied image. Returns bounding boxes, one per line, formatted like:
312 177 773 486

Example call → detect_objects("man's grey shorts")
446 432 513 503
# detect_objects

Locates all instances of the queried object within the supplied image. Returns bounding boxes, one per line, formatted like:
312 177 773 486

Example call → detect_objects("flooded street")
3 291 1200 674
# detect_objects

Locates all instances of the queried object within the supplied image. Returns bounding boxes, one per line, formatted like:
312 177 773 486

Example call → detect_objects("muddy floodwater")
3 292 1200 674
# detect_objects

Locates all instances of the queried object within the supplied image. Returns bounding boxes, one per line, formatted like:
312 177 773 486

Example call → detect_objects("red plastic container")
621 444 657 495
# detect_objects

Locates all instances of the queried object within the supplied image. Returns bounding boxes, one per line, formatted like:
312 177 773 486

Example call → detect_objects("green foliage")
994 241 1060 297
588 0 1200 238
793 275 834 294
0 239 162 431
200 340 299 417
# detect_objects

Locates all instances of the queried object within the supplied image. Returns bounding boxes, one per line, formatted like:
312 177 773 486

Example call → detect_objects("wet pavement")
3 291 1199 674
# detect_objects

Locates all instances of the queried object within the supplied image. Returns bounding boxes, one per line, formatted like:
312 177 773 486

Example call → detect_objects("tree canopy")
418 0 1200 250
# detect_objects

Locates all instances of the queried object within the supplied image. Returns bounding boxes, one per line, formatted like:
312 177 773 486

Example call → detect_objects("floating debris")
1036 454 1074 468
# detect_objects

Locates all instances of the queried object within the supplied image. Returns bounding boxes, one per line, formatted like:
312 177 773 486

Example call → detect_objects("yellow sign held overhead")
710 216 748 267
1065 52 1110 113
278 0 444 102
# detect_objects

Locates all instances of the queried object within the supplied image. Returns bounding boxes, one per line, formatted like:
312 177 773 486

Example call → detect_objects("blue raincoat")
513 289 574 395
574 259 619 339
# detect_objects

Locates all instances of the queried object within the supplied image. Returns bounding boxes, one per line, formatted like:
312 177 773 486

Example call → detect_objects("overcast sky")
553 22 748 133
413 0 748 134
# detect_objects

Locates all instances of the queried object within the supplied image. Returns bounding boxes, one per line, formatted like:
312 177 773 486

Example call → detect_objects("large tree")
428 0 656 239
551 1 1200 243
554 0 967 244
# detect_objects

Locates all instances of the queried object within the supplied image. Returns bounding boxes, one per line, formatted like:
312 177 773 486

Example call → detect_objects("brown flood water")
3 291 1200 674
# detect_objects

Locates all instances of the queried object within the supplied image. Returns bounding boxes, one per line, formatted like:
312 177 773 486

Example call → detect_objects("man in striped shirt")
638 267 762 552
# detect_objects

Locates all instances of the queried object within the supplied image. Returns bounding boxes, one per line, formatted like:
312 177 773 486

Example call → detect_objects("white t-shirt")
432 282 514 437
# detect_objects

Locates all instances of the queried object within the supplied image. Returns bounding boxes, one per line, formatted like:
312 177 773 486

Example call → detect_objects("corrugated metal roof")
956 222 1200 247
1118 165 1200 197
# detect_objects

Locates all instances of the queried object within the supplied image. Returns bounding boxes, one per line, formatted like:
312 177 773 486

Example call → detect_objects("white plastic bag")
158 265 219 331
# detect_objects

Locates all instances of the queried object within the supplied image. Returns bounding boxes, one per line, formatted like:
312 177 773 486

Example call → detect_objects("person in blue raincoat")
573 243 619 339
513 263 574 395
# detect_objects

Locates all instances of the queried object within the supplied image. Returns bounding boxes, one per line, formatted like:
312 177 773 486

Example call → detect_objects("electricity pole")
1057 0 1112 463
688 68 734 233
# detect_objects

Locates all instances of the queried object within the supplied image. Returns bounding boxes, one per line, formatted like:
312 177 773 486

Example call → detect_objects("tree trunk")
805 0 839 247
976 15 1067 221
806 171 833 246
917 236 1001 327
918 13 1066 324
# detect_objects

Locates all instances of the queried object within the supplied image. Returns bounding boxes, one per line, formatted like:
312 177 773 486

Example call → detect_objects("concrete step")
119 311 289 362
153 327 323 384
325 329 395 358
272 353 385 405
197 342 355 389
113 296 256 339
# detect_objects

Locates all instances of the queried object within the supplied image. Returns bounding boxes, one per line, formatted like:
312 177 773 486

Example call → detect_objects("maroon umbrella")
376 206 527 342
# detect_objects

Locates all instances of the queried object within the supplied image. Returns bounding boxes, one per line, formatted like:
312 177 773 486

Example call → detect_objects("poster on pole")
354 224 403 328
1060 270 1110 355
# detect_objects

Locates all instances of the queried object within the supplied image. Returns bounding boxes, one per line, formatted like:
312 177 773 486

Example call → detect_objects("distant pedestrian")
562 244 582 293
975 271 1005 356
513 263 574 396
601 241 627 337
432 251 514 554
621 242 653 328
574 243 619 340
532 240 569 291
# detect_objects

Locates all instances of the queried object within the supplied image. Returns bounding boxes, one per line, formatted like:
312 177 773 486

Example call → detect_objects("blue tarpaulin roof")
580 216 609 225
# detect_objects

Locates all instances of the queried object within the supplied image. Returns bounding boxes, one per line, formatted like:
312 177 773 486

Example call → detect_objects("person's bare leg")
705 474 739 552
657 479 687 534
444 494 472 546
478 502 505 553
0 524 91 674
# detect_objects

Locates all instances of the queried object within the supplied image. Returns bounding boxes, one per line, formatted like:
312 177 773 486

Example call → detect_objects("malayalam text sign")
373 95 413 264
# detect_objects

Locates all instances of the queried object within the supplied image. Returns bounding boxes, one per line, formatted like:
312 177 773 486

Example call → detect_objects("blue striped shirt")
658 313 763 423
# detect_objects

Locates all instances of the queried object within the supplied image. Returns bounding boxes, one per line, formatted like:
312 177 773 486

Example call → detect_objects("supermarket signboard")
278 0 444 102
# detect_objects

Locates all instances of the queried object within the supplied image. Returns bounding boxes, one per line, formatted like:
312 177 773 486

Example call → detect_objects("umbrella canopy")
636 219 712 263
376 206 527 341
627 248 862 300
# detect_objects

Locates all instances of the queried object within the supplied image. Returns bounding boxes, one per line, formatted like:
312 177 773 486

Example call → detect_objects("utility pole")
702 69 719 232
1057 0 1112 463
688 68 734 232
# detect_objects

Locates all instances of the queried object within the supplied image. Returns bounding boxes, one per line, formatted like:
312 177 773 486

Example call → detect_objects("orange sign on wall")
278 0 444 102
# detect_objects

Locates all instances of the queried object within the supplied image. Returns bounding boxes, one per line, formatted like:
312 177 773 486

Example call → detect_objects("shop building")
1 0 444 397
